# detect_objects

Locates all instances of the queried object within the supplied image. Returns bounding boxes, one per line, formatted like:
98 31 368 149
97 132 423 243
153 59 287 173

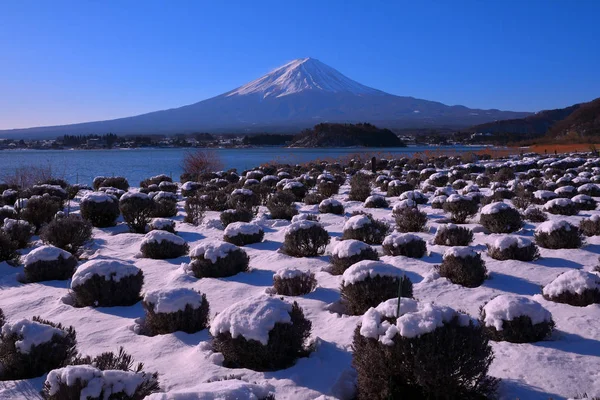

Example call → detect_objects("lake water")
0 146 489 186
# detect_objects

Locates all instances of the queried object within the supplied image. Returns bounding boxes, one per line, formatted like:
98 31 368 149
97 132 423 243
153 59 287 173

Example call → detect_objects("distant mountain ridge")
0 58 531 139
467 97 600 142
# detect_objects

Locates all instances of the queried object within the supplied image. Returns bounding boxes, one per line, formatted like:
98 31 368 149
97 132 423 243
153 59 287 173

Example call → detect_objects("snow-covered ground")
1 157 600 400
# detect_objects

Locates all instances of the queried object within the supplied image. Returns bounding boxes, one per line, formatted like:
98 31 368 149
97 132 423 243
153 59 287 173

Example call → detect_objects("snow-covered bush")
554 185 577 198
211 296 311 371
181 181 201 197
228 188 259 210
282 181 307 201
0 205 17 226
577 183 600 196
431 195 446 209
40 215 93 255
341 261 412 315
342 213 390 245
42 364 159 400
141 174 172 188
480 295 554 343
572 194 597 211
443 194 479 223
71 259 143 307
317 180 340 197
3 218 33 248
329 240 379 275
188 242 249 278
382 233 427 258
386 180 412 197
318 198 344 215
119 192 154 233
80 192 120 228
544 198 579 216
433 223 473 246
532 189 558 205
21 195 62 232
486 236 539 261
149 218 176 233
158 181 178 193
399 190 427 205
535 220 582 249
141 288 209 335
150 191 178 218
220 207 254 227
479 202 522 233
353 301 497 399
0 317 77 380
348 173 372 202
266 191 298 220
143 379 273 400
301 193 324 206
364 195 388 209
22 245 77 283
437 247 487 288
392 204 427 232
281 220 330 257
542 270 600 306
523 206 547 222
182 194 206 226
273 268 317 296
580 215 600 236
140 230 189 259
93 176 129 191
223 222 264 246
0 231 19 263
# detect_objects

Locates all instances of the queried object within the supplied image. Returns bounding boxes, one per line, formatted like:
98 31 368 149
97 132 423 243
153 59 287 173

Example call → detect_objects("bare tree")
181 149 223 181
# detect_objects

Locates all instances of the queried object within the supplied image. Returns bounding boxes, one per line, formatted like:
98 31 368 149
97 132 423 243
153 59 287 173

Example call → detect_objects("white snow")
536 220 573 234
71 259 141 288
491 235 532 251
45 365 149 399
82 192 117 204
2 218 31 231
22 245 73 266
143 288 205 314
120 191 150 201
331 239 371 258
341 260 404 286
544 198 574 209
224 222 262 237
392 199 416 211
144 379 274 400
274 267 308 280
283 181 304 190
319 198 341 208
142 230 186 246
150 218 176 230
364 195 385 204
190 242 239 263
285 219 321 234
534 190 557 200
481 201 512 215
226 57 383 99
542 270 600 297
209 295 293 345
482 295 552 330
443 246 477 259
231 188 253 196
342 215 371 231
383 232 422 249
1 319 66 354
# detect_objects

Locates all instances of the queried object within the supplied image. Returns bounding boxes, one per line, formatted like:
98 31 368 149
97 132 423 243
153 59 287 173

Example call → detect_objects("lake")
0 146 490 186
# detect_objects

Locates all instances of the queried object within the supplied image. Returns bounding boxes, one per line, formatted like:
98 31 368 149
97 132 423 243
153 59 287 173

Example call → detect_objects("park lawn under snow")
0 180 600 399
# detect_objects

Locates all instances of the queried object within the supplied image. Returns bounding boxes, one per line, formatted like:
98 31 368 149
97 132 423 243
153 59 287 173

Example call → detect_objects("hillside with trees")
289 123 405 147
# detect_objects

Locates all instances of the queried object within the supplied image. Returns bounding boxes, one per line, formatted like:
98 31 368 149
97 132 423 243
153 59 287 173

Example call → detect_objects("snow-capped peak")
226 57 384 99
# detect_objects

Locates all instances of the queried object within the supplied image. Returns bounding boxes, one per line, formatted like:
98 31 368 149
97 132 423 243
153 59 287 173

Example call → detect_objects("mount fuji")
0 58 530 138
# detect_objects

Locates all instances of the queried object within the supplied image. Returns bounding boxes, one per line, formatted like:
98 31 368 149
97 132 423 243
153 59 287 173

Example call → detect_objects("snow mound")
383 232 422 248
443 246 477 259
45 365 149 399
332 239 371 258
1 319 66 354
360 301 472 344
542 270 600 297
143 288 204 314
343 215 371 231
209 295 293 345
142 230 186 246
483 295 552 330
144 379 274 400
224 222 262 237
285 219 321 234
22 245 72 266
82 192 117 204
342 260 404 286
319 198 342 207
274 267 309 280
151 218 176 230
71 259 141 288
535 220 573 234
190 241 240 263
491 235 532 251
481 201 512 215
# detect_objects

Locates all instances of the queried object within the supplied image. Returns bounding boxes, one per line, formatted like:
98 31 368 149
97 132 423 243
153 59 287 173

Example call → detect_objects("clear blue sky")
1 0 599 129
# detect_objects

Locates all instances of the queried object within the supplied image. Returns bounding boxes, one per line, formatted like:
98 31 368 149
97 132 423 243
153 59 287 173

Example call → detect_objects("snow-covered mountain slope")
0 58 531 138
225 58 385 98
